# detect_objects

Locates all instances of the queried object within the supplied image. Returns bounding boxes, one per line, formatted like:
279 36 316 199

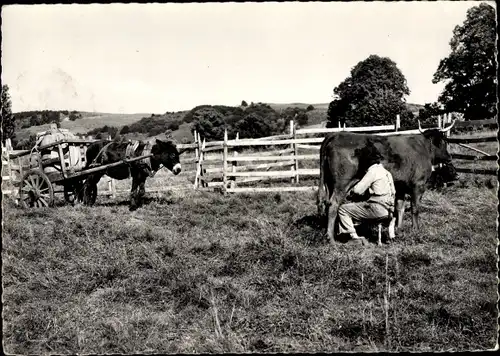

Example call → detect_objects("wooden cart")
9 138 152 208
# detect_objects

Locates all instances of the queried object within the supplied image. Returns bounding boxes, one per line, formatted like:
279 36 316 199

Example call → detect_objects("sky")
1 1 491 114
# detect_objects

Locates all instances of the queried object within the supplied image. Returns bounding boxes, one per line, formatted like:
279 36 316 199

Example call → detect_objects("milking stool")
353 212 396 246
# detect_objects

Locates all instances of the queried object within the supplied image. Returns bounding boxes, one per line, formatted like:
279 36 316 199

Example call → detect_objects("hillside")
12 102 424 147
14 112 155 143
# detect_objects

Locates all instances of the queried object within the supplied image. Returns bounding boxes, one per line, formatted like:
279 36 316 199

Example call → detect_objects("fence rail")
451 153 497 161
447 136 497 144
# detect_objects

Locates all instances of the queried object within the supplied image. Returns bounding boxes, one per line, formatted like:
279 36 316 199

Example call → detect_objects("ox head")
418 120 459 182
153 139 183 175
428 162 459 188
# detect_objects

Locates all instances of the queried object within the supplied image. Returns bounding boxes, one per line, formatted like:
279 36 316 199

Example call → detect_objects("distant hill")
269 102 330 111
13 101 425 147
406 103 425 116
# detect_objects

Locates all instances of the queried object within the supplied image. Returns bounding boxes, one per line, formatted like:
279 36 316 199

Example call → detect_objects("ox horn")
440 120 456 133
418 120 425 134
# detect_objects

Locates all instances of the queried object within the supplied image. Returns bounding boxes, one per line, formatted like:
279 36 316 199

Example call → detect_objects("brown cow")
317 121 458 242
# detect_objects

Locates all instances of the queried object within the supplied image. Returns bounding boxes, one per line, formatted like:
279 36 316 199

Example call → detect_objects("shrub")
120 125 130 134
189 103 285 141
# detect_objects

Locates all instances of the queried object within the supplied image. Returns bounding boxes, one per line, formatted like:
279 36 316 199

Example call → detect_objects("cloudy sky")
1 1 488 114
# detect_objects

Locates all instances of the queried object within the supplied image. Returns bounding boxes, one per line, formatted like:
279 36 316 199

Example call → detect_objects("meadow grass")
2 182 498 353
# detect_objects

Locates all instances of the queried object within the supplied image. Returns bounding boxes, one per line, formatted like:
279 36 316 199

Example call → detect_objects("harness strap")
126 140 140 159
139 141 157 177
89 141 113 167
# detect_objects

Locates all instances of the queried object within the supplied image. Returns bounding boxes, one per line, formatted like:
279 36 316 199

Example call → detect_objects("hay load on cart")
13 124 97 208
31 124 87 175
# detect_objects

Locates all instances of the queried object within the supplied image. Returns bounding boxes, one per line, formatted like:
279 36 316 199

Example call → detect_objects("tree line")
83 102 311 142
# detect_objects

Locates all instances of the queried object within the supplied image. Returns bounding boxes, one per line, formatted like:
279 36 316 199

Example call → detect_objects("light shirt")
352 163 395 210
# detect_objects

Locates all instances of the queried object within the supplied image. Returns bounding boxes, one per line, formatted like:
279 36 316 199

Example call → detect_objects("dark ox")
317 121 458 242
82 138 183 211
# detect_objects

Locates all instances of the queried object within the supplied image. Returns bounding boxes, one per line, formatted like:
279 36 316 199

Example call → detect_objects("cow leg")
326 193 345 243
388 217 396 240
317 162 331 218
410 186 425 230
395 198 405 229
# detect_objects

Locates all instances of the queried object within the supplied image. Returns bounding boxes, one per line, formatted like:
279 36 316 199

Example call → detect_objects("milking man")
337 142 396 242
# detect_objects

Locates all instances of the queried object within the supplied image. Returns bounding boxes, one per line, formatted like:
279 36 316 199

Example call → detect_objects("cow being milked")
317 121 458 243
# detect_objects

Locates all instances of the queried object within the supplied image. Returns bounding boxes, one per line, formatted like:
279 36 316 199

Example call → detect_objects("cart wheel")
19 169 54 208
82 181 97 206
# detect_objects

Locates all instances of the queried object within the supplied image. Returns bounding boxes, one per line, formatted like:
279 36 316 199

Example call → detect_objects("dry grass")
2 180 498 353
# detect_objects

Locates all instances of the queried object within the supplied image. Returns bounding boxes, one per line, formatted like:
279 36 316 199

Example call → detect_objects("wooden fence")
2 114 497 200
193 115 497 194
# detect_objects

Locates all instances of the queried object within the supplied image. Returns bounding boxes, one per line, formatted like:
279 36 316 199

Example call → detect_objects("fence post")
198 132 207 188
193 131 200 189
445 113 452 137
108 178 116 199
223 129 228 195
194 129 199 163
395 114 400 132
231 133 239 189
194 134 205 189
293 120 300 183
437 115 442 129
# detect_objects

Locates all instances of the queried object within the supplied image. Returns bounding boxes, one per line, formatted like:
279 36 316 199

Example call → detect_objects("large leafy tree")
191 106 233 141
1 85 15 144
327 55 414 128
432 3 497 120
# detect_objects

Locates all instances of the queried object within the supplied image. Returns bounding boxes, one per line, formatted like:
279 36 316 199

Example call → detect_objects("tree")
281 107 309 127
326 55 414 128
417 103 443 126
191 106 229 141
236 103 285 138
167 120 180 131
69 110 82 121
189 103 285 141
241 100 248 107
120 125 130 134
306 104 315 111
432 3 497 120
1 85 15 143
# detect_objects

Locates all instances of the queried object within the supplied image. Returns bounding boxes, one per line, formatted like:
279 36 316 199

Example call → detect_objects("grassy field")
3 125 497 353
2 175 498 353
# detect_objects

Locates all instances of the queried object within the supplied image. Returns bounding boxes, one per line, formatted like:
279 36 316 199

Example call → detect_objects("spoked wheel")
19 169 54 208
